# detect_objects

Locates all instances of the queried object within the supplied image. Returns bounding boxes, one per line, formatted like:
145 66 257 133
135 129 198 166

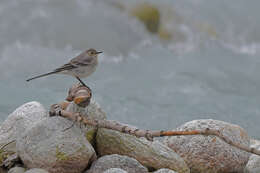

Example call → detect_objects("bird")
26 48 102 87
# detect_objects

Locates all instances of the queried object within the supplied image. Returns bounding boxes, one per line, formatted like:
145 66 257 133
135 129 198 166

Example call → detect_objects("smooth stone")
8 167 25 173
17 116 96 173
0 102 47 152
86 154 148 173
96 128 190 173
164 119 250 173
103 168 128 173
24 168 49 173
65 100 106 120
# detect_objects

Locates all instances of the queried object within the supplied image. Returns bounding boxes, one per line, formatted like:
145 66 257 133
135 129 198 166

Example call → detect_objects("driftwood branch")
50 84 260 156
49 104 260 156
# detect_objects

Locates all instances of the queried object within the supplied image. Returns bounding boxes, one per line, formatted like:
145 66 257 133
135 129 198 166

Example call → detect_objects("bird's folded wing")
53 53 93 72
70 53 93 66
53 63 77 72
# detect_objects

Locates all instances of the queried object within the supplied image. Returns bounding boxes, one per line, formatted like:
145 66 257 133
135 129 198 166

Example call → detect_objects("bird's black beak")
96 51 103 54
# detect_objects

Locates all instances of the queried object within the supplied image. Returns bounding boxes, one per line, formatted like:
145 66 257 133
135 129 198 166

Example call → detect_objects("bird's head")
86 48 102 57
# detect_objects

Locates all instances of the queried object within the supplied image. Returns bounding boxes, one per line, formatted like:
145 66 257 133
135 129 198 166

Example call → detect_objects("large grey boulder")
103 168 128 173
24 168 49 173
164 119 250 173
65 101 106 121
0 102 47 152
16 116 96 173
86 154 148 173
96 128 190 173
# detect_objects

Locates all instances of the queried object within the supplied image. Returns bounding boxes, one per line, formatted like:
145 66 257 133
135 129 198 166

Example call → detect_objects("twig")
49 105 260 156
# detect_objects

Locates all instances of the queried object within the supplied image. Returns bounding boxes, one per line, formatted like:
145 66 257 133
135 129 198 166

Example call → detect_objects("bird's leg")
75 76 87 87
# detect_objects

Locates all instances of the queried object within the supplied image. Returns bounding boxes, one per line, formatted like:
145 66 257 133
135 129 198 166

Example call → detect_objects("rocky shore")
0 101 259 173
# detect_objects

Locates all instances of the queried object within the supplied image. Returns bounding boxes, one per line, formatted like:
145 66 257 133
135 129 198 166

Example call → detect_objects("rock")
103 168 128 173
96 128 190 173
66 101 106 120
153 168 177 173
86 154 148 173
24 168 49 173
65 101 106 145
86 101 106 120
8 167 25 173
130 2 160 33
0 102 47 152
17 116 96 173
164 119 250 173
244 146 260 173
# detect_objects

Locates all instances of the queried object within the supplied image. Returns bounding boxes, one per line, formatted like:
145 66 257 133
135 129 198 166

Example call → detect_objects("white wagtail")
26 49 102 87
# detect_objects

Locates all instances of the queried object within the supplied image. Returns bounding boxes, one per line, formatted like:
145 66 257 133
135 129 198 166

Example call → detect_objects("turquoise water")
0 0 260 137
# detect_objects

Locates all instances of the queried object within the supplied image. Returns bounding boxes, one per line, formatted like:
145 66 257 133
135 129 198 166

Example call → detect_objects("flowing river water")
0 0 260 137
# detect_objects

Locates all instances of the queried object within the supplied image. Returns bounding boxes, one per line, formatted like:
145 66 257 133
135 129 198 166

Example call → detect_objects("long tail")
26 71 58 82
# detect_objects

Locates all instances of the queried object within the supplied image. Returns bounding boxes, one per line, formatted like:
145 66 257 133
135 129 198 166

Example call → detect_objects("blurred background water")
0 0 260 137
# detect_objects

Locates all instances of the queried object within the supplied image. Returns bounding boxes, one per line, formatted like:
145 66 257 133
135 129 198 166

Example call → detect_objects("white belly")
61 64 97 78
